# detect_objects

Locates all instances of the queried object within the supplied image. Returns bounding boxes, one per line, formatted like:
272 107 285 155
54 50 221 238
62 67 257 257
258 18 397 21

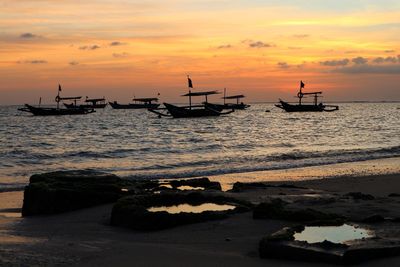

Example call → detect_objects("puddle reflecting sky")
294 224 372 244
176 185 205 191
148 203 235 214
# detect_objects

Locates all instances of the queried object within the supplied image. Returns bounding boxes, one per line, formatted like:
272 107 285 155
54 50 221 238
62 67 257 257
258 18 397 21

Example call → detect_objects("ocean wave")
121 145 400 180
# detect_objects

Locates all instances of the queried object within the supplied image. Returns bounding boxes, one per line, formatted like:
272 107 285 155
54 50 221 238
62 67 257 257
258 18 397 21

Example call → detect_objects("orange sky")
0 0 399 104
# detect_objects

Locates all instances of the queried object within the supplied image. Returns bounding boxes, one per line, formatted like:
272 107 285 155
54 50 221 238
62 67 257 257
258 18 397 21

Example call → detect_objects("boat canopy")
59 96 82 100
85 97 105 103
181 91 219 97
133 98 159 102
222 94 245 99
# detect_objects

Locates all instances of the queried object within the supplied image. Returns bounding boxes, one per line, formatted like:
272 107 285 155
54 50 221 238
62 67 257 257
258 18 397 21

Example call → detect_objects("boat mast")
224 88 226 105
187 75 192 110
298 81 304 105
56 84 61 109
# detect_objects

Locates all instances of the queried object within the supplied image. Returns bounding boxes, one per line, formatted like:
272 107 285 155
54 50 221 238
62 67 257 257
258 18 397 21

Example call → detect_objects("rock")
252 198 287 219
259 225 400 264
22 170 134 216
110 192 251 231
253 198 345 224
231 182 306 192
362 214 385 223
259 236 345 264
388 193 400 197
343 246 400 264
345 192 375 200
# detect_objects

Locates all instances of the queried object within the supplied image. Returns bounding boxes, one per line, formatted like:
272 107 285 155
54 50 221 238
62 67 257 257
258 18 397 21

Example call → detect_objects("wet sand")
1 163 400 266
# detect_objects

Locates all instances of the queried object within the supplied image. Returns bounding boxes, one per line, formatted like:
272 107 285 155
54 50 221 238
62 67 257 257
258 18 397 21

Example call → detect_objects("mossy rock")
111 192 251 231
253 198 344 224
231 182 305 192
22 171 134 216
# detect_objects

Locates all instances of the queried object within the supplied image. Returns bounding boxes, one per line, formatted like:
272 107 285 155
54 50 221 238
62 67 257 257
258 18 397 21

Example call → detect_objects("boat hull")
19 104 95 116
64 103 107 109
276 100 325 112
163 103 221 118
109 102 160 109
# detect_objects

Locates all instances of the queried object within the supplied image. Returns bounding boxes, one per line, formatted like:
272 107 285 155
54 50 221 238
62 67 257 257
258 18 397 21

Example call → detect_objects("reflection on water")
0 212 21 218
176 185 205 191
147 203 236 214
294 224 373 244
159 184 173 189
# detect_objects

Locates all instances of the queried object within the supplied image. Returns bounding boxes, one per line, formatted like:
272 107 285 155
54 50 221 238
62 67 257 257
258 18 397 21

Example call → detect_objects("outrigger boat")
64 97 107 109
275 81 339 112
148 77 234 118
109 97 160 109
212 88 250 110
18 85 95 116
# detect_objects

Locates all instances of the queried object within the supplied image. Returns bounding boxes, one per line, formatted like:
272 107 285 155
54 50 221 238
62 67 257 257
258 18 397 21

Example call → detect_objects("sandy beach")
1 160 400 266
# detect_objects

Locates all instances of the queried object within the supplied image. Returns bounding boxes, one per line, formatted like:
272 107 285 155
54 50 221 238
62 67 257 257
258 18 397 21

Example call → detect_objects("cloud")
292 34 309 38
288 46 302 50
79 45 100 50
110 41 127 46
69 61 79 66
352 56 368 65
18 60 47 64
373 56 400 64
332 64 400 74
345 50 360 54
112 52 130 58
320 59 350 66
384 50 395 53
20 33 38 39
277 62 290 69
242 40 275 48
217 44 232 49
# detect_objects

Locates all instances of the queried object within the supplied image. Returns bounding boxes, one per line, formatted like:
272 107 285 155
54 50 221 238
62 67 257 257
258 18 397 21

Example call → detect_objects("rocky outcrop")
230 182 305 192
111 192 251 231
253 198 344 224
22 170 133 216
259 225 400 264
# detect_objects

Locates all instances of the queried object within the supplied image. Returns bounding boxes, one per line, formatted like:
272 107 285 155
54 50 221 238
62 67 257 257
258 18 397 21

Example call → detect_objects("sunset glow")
1 0 399 104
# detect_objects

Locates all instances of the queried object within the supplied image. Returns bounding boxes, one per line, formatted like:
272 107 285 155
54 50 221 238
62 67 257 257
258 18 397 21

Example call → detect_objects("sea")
0 103 399 191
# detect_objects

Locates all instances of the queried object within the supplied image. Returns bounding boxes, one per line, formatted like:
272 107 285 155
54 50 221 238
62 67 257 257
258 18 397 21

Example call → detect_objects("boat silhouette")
148 76 234 118
109 97 160 109
275 81 339 112
18 85 95 116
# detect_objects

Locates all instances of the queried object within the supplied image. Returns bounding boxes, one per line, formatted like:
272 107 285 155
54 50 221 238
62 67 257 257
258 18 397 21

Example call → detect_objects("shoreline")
1 156 399 193
207 157 400 191
1 160 400 266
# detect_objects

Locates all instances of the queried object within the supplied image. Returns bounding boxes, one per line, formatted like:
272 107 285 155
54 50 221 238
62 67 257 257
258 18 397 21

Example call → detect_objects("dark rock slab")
111 192 251 231
345 192 375 200
259 225 400 264
362 214 386 223
22 170 134 216
231 182 306 192
253 198 345 225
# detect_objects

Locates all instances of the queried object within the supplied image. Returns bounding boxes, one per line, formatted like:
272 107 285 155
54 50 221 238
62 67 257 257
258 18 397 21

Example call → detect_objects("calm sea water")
0 103 399 190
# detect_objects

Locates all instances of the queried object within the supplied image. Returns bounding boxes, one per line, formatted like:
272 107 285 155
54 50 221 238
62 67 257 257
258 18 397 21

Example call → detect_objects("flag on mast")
58 84 62 91
187 76 193 88
300 80 305 89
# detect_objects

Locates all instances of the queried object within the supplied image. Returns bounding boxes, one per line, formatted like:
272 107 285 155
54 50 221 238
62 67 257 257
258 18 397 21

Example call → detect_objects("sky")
0 0 399 104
